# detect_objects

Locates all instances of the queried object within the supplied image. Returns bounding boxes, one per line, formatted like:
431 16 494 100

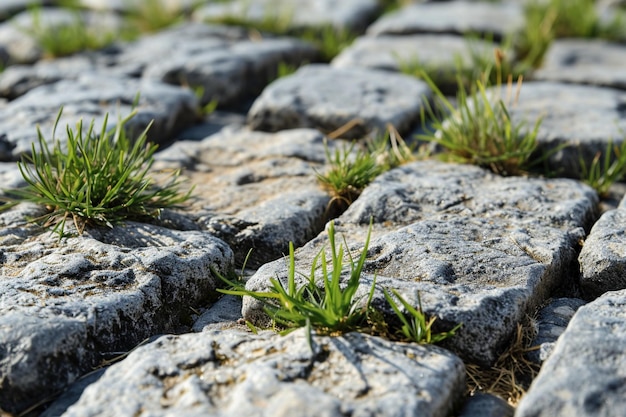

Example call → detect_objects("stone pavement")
0 1 626 416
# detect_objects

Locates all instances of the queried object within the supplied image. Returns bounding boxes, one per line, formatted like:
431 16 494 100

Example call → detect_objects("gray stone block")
501 81 626 179
61 328 466 417
247 64 431 138
193 0 381 33
579 206 626 299
141 36 319 107
154 127 337 267
332 34 497 73
0 204 234 414
366 1 524 40
243 161 598 365
0 74 200 161
515 289 626 417
534 40 626 90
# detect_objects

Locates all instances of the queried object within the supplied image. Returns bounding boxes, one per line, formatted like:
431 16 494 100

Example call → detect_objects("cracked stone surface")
247 64 431 138
243 160 599 366
0 204 234 414
0 1 626 416
61 328 466 417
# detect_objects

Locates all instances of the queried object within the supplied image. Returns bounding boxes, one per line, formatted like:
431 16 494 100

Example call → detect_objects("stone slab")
193 0 381 33
0 21 317 109
0 7 123 65
0 74 200 161
61 328 466 417
140 35 319 107
243 160 598 365
247 64 431 138
366 1 524 40
332 34 497 73
154 127 339 268
534 39 626 90
516 289 626 417
0 203 234 415
500 81 626 179
579 204 626 299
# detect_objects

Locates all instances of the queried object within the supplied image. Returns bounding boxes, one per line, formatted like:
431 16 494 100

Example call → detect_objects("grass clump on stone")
218 220 459 347
317 125 415 209
218 221 376 343
384 288 461 344
8 109 191 237
317 141 384 208
418 66 542 177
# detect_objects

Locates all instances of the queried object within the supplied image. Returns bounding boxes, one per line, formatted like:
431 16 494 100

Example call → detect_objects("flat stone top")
247 64 431 138
193 0 380 32
366 0 524 39
495 81 626 177
61 328 465 417
332 34 497 72
534 39 626 90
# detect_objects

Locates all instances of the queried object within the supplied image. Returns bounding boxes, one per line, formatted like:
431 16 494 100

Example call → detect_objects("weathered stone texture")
516 289 626 417
0 204 233 414
579 204 626 299
366 1 524 40
154 127 338 267
247 64 431 138
0 74 200 161
534 39 626 90
193 0 381 33
243 161 598 365
62 328 466 417
500 81 626 179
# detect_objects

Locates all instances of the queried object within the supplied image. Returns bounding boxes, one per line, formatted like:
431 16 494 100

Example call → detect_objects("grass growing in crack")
417 67 543 177
317 124 417 209
384 288 461 344
6 108 192 237
218 221 376 345
316 140 385 208
580 140 626 198
23 6 117 57
217 220 461 348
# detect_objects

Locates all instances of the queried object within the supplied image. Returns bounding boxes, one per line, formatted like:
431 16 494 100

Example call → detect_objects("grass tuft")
316 140 385 209
580 140 626 198
217 221 376 345
216 219 460 348
6 108 192 237
418 66 543 177
384 288 461 344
